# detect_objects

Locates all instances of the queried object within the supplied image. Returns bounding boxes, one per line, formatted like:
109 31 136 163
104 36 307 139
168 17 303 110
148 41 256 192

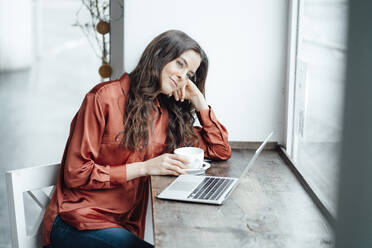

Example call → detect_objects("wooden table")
150 148 333 248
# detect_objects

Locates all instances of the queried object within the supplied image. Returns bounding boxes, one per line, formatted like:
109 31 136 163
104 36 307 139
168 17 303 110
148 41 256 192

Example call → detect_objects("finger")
170 158 189 170
165 169 181 176
162 165 182 175
161 154 188 169
169 154 190 166
181 85 185 102
166 164 186 175
173 91 179 101
176 90 181 101
169 153 190 163
164 155 189 169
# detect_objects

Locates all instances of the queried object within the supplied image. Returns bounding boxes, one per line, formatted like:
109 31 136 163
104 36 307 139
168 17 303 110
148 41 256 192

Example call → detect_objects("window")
288 0 349 216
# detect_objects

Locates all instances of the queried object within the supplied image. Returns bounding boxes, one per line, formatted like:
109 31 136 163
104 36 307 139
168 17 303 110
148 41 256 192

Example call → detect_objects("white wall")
122 0 289 143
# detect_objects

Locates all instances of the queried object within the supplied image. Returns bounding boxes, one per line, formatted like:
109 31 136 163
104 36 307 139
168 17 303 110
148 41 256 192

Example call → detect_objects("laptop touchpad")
169 179 199 192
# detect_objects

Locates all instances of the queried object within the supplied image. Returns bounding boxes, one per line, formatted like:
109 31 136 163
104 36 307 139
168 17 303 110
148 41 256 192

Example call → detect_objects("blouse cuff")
109 164 126 186
196 105 218 128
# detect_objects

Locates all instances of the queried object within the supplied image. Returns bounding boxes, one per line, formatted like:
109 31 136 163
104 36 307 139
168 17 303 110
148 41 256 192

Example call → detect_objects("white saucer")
184 162 211 175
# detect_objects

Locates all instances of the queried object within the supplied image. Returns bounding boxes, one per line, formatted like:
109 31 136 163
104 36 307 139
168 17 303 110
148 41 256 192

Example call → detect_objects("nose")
176 69 188 81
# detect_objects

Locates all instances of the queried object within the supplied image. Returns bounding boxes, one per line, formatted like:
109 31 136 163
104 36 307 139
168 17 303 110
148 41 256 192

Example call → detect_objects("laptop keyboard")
187 177 235 201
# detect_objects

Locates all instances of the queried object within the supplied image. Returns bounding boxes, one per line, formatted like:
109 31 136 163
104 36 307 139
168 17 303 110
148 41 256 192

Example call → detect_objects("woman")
43 30 231 248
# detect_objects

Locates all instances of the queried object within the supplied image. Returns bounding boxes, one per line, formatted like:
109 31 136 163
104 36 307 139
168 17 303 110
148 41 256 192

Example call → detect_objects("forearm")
193 106 232 160
126 161 147 181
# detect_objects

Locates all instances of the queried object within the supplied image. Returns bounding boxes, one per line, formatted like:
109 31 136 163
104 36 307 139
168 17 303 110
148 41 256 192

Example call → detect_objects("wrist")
191 92 208 111
126 161 147 181
140 161 148 177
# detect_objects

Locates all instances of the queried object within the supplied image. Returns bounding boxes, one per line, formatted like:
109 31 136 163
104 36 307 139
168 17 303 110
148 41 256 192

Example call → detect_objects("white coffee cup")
174 147 207 170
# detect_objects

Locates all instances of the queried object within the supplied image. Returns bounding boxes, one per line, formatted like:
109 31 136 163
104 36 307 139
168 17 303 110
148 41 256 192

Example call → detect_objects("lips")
170 77 177 88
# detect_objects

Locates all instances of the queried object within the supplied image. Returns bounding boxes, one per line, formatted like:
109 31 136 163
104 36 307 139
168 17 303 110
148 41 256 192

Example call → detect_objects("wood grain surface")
150 149 333 248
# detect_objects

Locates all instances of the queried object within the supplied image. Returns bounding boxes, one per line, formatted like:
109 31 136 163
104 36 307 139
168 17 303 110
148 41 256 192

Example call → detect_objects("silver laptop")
157 132 274 205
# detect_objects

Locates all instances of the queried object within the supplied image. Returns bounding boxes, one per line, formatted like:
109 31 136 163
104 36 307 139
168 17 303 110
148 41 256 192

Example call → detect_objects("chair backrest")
5 163 60 248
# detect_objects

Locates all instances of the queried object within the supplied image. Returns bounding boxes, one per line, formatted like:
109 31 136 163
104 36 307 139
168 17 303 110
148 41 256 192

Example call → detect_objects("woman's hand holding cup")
142 153 190 176
174 147 208 174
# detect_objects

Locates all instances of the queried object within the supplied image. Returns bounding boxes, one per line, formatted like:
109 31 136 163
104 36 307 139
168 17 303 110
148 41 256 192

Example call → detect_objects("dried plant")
72 0 110 64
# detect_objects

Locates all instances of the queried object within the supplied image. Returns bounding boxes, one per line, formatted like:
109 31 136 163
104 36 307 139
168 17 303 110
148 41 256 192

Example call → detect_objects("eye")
176 60 183 67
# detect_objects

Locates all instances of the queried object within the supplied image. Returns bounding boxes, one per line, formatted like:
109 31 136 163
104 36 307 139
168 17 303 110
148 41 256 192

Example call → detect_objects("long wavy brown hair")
117 30 209 153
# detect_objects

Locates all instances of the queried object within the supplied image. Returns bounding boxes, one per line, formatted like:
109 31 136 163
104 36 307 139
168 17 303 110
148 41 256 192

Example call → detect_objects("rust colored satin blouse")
42 73 232 246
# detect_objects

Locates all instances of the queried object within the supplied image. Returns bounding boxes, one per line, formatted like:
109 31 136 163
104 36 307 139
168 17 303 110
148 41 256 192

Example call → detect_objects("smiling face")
159 49 202 95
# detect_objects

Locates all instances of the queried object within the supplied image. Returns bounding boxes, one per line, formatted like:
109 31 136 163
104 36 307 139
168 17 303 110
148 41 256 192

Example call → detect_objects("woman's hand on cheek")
172 89 182 102
172 79 200 102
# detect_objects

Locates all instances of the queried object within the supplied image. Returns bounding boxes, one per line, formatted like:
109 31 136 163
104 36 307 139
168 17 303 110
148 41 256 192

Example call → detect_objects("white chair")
5 163 59 248
6 163 154 247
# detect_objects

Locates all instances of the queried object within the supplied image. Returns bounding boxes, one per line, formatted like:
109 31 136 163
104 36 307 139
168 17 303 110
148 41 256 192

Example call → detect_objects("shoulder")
88 73 130 102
